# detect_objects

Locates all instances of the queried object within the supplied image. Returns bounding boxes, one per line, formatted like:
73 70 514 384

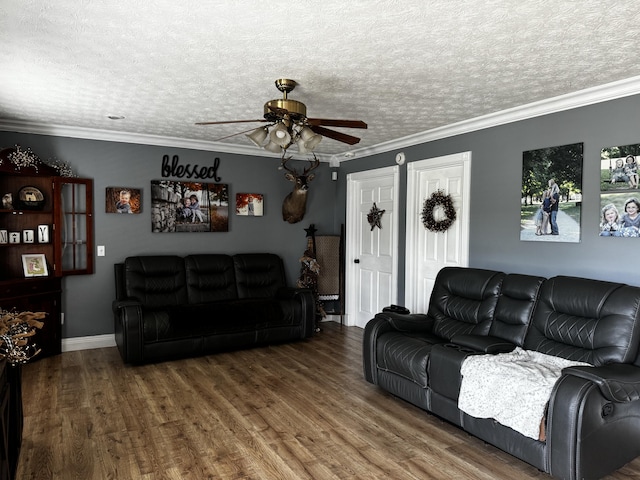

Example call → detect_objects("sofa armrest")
373 312 433 333
450 334 517 354
112 298 144 364
563 364 640 403
363 312 434 384
276 287 316 337
276 286 304 300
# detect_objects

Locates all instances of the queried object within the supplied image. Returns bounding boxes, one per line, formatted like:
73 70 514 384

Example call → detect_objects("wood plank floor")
15 321 640 479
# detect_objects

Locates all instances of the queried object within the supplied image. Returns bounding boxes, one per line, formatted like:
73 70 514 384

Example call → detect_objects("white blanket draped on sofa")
458 347 590 440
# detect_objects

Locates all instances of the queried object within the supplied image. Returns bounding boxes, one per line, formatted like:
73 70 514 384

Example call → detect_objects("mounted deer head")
281 154 320 224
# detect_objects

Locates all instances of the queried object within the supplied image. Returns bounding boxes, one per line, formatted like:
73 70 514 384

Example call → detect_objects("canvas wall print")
520 142 583 243
599 143 640 237
151 181 229 233
236 193 264 216
106 187 142 214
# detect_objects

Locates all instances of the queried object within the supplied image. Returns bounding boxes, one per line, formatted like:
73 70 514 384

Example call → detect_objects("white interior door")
346 166 399 328
405 152 471 313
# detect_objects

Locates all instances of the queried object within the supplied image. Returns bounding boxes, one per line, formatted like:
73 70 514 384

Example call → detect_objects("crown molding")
2 76 640 165
0 120 334 162
335 75 640 162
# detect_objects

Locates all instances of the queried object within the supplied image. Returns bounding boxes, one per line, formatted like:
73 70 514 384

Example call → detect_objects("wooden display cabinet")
0 147 94 358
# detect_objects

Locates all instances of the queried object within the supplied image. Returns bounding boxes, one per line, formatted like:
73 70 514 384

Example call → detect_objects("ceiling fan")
196 79 367 155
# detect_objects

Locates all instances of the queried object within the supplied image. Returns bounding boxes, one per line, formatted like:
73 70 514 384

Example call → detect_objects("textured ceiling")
1 1 640 158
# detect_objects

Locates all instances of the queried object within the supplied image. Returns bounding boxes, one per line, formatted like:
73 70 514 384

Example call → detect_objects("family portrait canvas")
520 142 583 243
150 180 229 233
599 143 640 237
235 193 264 216
105 187 142 214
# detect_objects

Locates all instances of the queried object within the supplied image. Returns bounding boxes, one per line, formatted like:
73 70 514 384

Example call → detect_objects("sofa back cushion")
488 273 545 346
124 256 187 307
429 267 505 341
233 253 286 298
524 276 640 366
185 254 238 303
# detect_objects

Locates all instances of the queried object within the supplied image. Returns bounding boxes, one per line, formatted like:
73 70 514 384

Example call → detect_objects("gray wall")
0 132 336 338
337 93 640 302
2 92 639 338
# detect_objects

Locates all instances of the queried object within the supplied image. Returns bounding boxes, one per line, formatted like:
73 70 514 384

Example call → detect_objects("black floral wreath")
421 190 456 232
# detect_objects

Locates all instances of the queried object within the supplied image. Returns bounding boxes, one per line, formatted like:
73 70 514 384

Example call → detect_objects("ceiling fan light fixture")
245 126 268 147
299 126 322 151
270 123 292 147
296 137 311 154
264 140 283 153
197 79 366 152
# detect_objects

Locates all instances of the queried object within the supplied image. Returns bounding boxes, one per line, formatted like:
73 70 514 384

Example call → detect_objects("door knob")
354 259 360 263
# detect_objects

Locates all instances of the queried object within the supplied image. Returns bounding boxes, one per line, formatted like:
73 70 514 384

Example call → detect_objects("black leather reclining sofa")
363 267 640 480
113 253 315 364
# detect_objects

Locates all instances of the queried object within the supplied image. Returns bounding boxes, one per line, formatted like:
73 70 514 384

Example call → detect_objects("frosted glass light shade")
264 141 283 153
245 127 268 146
300 126 322 151
296 138 310 154
269 123 292 147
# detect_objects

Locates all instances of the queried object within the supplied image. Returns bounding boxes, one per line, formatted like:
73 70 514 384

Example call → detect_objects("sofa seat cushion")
142 299 299 342
376 332 446 387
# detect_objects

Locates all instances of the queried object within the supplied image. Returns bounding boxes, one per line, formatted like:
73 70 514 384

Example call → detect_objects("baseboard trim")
60 319 346 352
62 334 117 352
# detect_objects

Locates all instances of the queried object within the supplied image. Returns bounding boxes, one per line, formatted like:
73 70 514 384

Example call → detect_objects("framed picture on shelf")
21 254 49 277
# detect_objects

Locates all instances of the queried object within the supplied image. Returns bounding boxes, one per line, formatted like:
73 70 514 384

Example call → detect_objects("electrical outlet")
97 245 105 257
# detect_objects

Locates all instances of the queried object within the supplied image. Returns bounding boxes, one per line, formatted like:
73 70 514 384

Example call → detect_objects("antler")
303 153 320 175
280 152 319 175
280 153 296 174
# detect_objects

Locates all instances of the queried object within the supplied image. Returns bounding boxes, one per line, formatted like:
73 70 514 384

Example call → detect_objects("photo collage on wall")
520 143 583 243
599 143 640 237
150 180 229 233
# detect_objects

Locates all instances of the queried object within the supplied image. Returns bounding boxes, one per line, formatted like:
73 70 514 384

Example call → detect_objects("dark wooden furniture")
0 361 22 480
0 146 93 358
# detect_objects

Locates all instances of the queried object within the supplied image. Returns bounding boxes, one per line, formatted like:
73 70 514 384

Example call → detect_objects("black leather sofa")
363 267 640 480
113 253 316 364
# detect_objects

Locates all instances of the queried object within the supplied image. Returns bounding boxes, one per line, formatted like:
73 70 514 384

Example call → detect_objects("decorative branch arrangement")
0 145 76 177
0 309 45 365
297 224 325 330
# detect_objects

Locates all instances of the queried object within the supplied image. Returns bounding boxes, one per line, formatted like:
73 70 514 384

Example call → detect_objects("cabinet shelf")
0 146 94 359
0 209 52 215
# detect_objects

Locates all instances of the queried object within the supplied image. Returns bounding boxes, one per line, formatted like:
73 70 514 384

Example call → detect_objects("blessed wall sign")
161 154 221 181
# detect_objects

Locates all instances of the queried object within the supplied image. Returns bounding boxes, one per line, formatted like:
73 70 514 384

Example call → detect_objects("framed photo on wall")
236 193 264 216
105 187 142 214
22 253 48 277
150 180 229 233
599 143 640 237
520 143 583 243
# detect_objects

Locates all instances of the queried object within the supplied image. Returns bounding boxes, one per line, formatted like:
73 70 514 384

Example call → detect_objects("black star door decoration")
367 202 386 231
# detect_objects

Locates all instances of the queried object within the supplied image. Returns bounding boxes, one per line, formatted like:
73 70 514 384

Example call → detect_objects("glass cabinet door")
54 177 94 276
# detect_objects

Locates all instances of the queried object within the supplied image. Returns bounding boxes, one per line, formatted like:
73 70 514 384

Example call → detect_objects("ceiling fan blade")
195 119 267 125
212 126 266 142
310 125 361 145
307 119 367 129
